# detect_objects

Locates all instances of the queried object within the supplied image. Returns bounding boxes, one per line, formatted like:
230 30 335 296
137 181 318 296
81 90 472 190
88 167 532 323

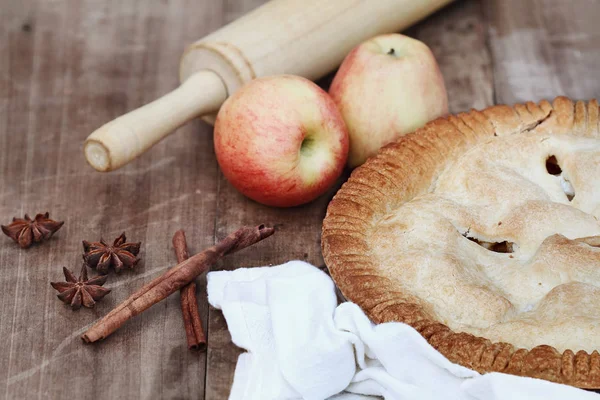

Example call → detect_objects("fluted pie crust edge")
321 97 600 388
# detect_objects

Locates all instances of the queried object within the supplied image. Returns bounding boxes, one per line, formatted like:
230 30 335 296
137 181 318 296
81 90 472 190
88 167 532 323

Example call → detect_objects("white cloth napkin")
207 260 598 400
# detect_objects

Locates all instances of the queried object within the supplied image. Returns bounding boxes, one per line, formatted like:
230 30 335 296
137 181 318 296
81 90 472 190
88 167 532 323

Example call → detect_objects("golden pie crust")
322 97 600 388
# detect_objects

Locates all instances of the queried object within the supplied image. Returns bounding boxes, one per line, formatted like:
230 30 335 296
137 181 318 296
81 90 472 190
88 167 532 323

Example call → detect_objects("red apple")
214 75 349 207
330 33 448 168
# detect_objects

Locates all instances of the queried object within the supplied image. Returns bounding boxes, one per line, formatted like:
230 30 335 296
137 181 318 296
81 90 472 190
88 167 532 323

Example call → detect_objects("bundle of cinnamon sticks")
82 225 274 349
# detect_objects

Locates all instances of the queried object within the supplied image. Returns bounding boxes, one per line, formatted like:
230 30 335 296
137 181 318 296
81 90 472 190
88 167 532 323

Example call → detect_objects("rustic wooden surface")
0 0 598 398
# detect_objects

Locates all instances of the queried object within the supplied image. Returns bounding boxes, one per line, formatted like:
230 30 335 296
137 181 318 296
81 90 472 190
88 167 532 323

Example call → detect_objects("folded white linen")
207 260 598 400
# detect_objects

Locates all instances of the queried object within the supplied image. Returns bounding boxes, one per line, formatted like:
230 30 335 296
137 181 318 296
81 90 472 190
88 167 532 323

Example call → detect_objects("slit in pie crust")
322 97 600 388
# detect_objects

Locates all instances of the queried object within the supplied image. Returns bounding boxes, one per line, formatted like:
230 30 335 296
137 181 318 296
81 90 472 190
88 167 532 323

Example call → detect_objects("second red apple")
329 33 448 168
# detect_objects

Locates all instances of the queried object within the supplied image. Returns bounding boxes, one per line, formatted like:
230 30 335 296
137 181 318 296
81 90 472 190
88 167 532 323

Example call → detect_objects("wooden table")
1 0 599 398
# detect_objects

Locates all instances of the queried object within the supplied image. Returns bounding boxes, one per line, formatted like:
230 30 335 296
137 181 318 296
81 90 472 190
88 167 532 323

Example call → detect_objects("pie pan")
322 97 600 388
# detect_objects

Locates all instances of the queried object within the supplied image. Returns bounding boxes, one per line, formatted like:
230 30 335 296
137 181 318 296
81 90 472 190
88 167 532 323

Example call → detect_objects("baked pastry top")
322 97 600 387
373 130 600 352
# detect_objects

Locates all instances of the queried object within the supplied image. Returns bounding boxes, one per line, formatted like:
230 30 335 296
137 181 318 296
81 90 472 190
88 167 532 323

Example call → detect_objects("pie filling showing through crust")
322 97 600 388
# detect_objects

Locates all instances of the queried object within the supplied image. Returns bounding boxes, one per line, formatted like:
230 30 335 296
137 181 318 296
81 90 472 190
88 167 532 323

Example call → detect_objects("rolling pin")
84 0 453 172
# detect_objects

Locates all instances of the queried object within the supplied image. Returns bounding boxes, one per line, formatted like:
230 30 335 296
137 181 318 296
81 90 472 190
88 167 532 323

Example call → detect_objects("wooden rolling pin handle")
84 70 227 172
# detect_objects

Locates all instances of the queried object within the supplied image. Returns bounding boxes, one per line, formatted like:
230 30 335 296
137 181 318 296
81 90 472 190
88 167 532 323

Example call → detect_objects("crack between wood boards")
480 0 498 105
204 158 221 399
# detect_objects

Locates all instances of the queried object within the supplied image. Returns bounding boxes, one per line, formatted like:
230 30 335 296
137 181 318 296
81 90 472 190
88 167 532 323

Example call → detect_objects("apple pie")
322 97 600 388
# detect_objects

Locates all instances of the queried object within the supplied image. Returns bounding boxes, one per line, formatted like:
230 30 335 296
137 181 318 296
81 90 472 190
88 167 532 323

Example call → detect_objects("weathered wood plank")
0 1 39 398
0 0 221 398
484 0 600 104
204 1 494 398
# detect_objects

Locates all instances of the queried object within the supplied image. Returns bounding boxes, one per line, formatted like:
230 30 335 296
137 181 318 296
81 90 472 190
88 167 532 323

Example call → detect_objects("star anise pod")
1 212 64 248
50 265 111 310
82 232 141 274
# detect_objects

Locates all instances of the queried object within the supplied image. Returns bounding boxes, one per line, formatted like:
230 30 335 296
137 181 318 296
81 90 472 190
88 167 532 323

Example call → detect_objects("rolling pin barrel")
85 0 453 172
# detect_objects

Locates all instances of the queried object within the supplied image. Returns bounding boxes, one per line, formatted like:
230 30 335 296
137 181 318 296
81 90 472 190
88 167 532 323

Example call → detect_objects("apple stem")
387 48 396 56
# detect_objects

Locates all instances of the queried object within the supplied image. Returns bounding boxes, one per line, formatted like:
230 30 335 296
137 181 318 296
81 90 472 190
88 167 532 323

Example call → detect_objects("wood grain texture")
484 0 600 104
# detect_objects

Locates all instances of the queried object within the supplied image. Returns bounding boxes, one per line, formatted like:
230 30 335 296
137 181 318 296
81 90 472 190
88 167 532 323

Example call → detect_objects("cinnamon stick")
82 225 274 343
173 230 206 351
